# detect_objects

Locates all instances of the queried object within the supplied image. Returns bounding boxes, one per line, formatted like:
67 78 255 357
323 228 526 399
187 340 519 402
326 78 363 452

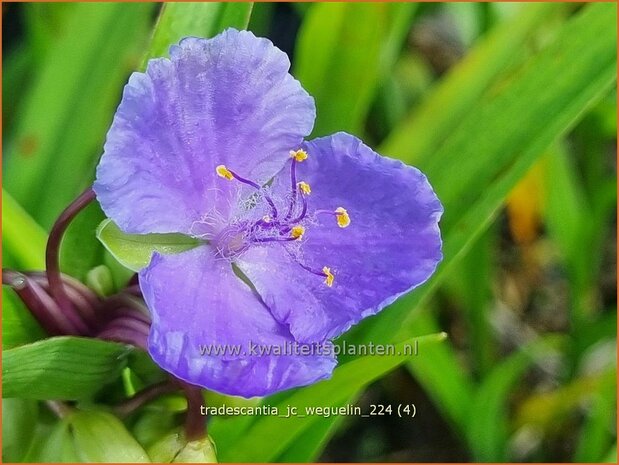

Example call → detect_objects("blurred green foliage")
2 2 616 463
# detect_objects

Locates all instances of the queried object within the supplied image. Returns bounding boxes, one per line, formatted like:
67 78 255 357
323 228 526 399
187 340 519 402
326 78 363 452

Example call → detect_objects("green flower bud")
148 429 217 463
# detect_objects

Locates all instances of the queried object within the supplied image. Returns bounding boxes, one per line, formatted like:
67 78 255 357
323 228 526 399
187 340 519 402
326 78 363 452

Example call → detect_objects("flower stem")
3 269 77 335
45 187 96 334
113 381 178 417
179 382 207 441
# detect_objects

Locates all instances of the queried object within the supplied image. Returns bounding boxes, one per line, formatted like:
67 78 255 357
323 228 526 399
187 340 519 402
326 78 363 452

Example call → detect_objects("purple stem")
3 270 65 335
29 273 100 325
98 326 148 349
46 187 96 334
179 381 207 440
113 381 178 417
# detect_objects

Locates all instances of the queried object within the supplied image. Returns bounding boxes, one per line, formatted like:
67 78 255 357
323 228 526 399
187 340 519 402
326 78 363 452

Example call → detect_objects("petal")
238 133 443 342
95 29 315 235
140 246 336 398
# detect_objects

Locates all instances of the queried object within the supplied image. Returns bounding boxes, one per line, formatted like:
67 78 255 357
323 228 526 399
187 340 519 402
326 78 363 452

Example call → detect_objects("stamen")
216 165 234 180
292 194 308 222
262 215 271 223
335 207 350 228
315 208 351 228
322 267 334 287
298 181 311 195
254 236 298 243
290 225 305 240
215 164 278 217
290 149 308 162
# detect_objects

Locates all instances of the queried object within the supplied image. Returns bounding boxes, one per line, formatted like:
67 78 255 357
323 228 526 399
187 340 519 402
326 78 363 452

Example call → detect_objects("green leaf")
574 370 617 462
60 202 107 281
26 420 80 463
143 2 254 65
2 336 132 400
4 3 154 228
96 219 202 272
2 286 46 349
380 2 564 162
2 188 47 270
2 398 39 462
378 3 418 81
468 339 562 461
294 2 388 136
69 410 150 462
85 265 115 297
603 444 618 463
275 415 346 462
545 143 588 262
212 332 447 462
405 312 474 433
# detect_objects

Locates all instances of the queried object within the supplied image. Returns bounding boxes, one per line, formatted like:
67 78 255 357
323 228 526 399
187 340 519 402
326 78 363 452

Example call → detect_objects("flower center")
214 149 350 287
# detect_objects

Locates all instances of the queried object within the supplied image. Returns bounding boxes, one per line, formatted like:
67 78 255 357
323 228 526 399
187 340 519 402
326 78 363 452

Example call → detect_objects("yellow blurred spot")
262 215 271 223
335 207 350 228
506 159 545 244
291 225 305 240
298 181 311 195
322 267 334 287
216 165 233 180
290 149 308 162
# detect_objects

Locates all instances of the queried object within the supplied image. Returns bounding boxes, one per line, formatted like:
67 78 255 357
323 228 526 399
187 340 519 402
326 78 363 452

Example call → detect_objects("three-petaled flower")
94 29 443 397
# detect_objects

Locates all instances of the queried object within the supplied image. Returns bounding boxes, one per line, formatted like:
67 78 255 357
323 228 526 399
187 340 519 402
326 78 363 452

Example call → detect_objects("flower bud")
148 428 217 463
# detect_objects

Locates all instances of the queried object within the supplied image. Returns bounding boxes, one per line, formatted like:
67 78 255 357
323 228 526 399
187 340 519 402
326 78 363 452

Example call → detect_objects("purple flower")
94 29 443 398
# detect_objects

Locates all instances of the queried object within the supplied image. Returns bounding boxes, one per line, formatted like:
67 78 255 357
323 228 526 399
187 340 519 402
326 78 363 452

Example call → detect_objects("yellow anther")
290 149 308 162
291 225 305 240
216 165 234 180
335 207 350 228
298 181 311 195
322 266 334 287
263 215 271 223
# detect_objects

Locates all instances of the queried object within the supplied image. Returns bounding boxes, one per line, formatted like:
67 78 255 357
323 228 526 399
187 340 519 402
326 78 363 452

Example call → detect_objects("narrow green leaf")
275 413 346 462
213 333 447 462
574 370 617 462
96 219 202 272
144 2 254 64
2 44 34 138
2 189 47 270
381 2 563 162
420 2 615 228
2 286 46 349
69 410 150 462
378 3 418 80
443 228 495 376
2 336 131 400
468 338 560 461
4 3 154 228
23 3 76 65
406 312 474 432
294 2 388 136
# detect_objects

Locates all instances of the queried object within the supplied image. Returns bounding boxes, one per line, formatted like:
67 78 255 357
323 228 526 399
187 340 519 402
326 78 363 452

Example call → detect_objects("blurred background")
2 2 617 463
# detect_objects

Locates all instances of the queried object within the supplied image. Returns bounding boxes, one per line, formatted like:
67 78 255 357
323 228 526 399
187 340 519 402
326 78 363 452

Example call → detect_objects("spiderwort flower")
94 29 443 397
